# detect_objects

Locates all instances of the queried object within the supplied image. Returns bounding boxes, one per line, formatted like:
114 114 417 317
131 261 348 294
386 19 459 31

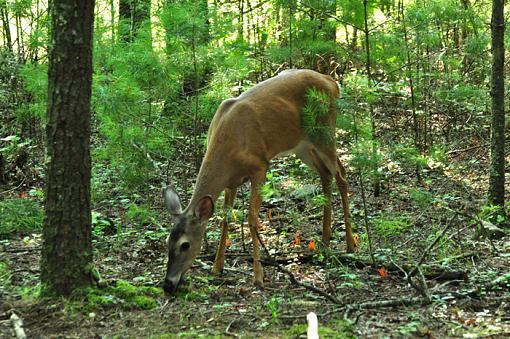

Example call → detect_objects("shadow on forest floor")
1 148 510 338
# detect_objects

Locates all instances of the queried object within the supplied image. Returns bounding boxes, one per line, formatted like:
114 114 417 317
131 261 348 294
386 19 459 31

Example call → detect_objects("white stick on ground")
307 312 319 339
10 313 27 339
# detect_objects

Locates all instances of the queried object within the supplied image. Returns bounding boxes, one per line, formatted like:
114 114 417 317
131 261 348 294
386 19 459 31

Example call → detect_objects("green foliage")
17 63 48 123
91 211 116 237
302 88 334 145
93 37 175 191
0 135 33 165
478 204 506 225
0 261 10 289
0 198 43 236
397 321 422 336
126 203 156 226
261 170 281 201
265 296 284 321
429 145 448 165
172 275 218 301
351 138 383 175
20 283 42 299
409 188 433 208
374 214 411 238
391 144 427 171
286 318 354 338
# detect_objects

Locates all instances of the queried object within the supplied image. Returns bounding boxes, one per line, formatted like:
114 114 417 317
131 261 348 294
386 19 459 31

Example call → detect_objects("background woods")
0 0 509 337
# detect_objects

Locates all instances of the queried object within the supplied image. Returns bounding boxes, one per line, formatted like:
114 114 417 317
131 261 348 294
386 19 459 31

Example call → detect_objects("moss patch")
85 280 162 310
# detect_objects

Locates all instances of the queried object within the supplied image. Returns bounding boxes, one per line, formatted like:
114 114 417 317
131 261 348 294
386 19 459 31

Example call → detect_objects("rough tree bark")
488 0 505 208
40 0 95 297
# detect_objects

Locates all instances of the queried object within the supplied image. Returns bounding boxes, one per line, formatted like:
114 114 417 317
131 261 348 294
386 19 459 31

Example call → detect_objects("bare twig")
0 175 26 196
404 216 455 299
224 319 240 338
447 143 488 155
441 206 499 254
408 215 456 278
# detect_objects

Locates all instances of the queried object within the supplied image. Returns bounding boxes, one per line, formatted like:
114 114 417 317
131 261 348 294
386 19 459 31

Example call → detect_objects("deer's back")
207 69 338 161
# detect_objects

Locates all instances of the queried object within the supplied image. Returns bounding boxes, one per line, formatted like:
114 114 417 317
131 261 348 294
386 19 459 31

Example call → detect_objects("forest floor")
1 148 510 338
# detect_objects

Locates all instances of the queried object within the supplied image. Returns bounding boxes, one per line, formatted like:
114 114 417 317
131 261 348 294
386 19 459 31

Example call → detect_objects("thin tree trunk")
289 3 293 68
401 3 421 182
111 0 115 44
0 4 13 53
488 0 505 207
237 0 244 42
363 0 380 197
119 0 150 42
41 0 95 297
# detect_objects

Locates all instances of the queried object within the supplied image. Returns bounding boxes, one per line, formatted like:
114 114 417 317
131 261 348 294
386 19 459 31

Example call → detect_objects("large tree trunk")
488 0 505 207
41 0 95 297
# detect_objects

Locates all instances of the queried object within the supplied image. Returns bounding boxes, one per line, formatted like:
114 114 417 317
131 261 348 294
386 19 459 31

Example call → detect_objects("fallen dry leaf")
378 267 388 278
308 239 316 251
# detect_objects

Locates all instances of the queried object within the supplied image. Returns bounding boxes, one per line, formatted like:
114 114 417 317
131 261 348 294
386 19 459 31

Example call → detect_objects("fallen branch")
359 296 428 309
2 246 41 253
260 253 468 282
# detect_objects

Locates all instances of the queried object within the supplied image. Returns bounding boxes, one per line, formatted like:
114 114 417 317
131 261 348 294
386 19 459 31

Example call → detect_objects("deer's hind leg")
248 170 266 288
212 187 237 274
335 157 355 252
296 146 335 246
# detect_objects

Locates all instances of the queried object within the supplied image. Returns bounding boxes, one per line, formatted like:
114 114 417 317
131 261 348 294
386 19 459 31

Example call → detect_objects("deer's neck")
187 156 229 211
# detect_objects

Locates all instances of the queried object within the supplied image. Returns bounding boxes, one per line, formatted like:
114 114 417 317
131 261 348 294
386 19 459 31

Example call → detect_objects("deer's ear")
194 196 214 222
163 187 183 216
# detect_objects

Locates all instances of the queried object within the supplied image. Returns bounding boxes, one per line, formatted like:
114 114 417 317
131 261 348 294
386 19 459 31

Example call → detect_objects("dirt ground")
1 155 510 338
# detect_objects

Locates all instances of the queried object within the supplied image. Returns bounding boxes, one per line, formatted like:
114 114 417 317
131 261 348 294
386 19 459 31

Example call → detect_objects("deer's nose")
163 274 182 294
163 278 177 294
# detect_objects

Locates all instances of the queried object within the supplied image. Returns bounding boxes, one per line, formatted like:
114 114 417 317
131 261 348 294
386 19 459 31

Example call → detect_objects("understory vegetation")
1 0 509 337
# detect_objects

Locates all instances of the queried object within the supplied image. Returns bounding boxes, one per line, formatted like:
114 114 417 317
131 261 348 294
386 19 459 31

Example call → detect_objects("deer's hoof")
211 265 224 275
253 278 264 290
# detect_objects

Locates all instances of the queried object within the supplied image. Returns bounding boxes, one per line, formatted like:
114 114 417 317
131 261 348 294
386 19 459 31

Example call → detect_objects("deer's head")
162 187 214 294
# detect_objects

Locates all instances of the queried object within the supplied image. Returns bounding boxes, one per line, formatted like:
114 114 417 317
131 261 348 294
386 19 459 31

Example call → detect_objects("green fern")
301 87 334 145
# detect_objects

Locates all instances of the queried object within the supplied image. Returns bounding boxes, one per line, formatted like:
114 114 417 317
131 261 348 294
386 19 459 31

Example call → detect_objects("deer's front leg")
249 172 265 288
212 188 236 274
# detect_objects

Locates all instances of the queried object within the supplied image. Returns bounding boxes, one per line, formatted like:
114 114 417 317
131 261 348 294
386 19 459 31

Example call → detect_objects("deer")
162 69 355 294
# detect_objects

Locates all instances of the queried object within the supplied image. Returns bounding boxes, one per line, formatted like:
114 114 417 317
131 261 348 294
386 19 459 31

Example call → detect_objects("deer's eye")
180 242 190 252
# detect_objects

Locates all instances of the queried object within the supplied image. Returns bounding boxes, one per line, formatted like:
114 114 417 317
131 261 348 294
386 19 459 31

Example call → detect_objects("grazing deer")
162 69 355 294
